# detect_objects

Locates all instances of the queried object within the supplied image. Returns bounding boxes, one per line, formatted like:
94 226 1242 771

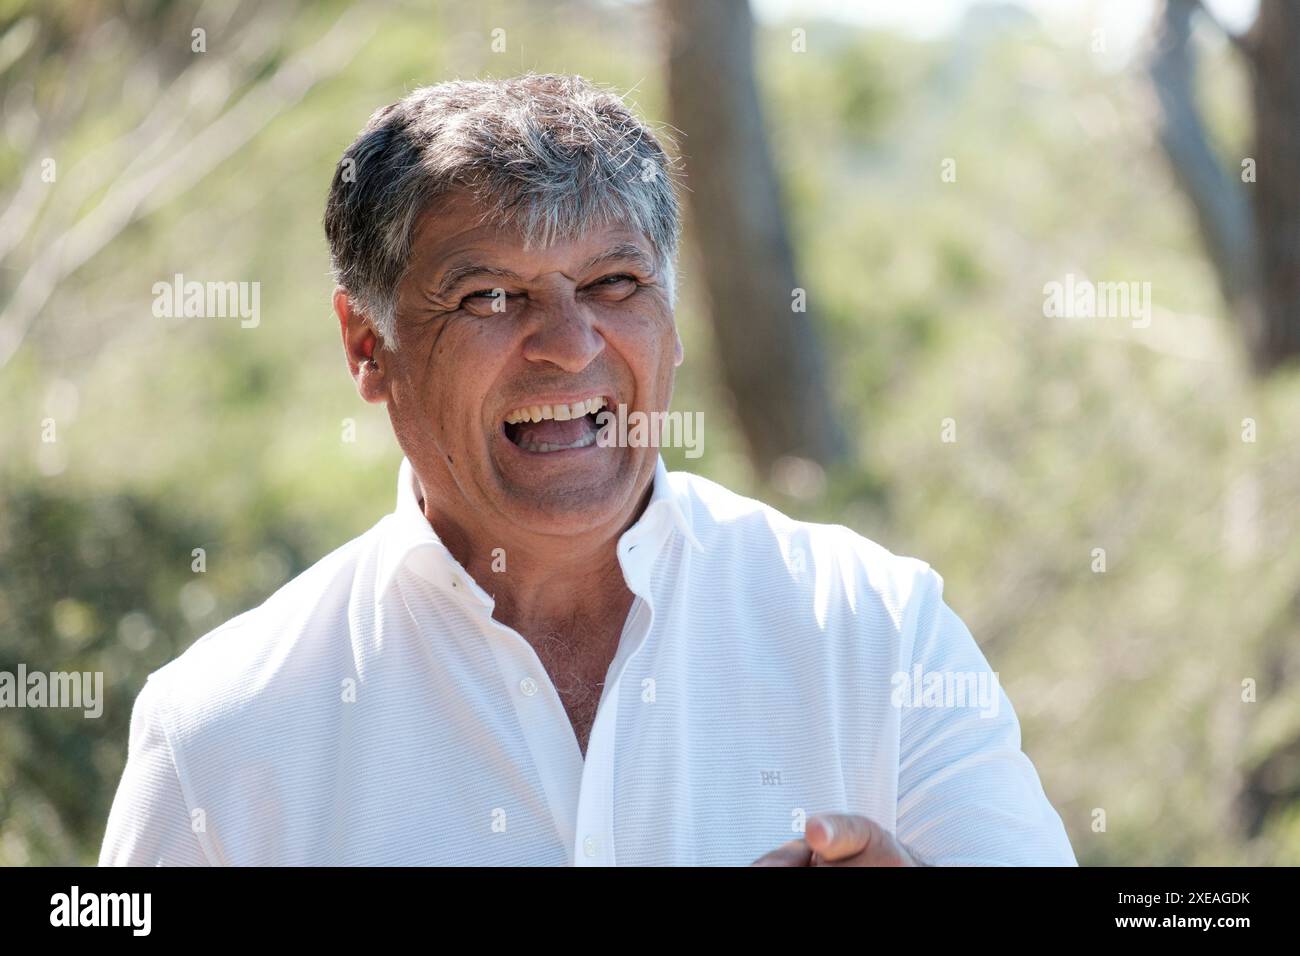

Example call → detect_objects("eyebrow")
431 263 522 303
431 241 656 302
580 241 656 275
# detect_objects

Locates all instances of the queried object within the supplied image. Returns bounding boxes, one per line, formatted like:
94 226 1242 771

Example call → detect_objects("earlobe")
352 334 390 405
356 355 389 404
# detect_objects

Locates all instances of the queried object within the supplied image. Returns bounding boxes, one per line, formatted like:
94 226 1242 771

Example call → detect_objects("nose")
520 297 605 373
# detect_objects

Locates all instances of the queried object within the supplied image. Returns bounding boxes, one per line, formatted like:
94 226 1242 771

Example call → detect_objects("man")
100 73 1076 866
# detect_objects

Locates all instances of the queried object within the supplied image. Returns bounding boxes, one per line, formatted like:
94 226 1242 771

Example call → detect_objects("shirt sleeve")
893 568 1077 865
99 675 212 866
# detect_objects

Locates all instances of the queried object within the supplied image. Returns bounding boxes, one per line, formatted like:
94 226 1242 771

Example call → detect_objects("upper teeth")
504 397 607 425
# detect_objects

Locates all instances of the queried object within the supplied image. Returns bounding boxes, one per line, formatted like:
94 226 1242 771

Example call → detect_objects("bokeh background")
2 0 1298 866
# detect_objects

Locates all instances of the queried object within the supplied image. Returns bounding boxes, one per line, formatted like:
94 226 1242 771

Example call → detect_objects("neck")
418 481 653 639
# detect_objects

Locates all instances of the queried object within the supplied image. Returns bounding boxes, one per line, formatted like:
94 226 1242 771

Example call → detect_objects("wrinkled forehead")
407 188 657 276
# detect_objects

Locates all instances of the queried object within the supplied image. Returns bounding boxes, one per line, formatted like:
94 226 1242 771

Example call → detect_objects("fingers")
805 813 875 861
805 813 914 866
750 838 814 867
749 815 920 867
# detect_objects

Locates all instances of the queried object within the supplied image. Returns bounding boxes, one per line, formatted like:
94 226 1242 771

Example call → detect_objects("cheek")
644 315 681 369
604 309 679 392
389 325 483 425
429 324 515 430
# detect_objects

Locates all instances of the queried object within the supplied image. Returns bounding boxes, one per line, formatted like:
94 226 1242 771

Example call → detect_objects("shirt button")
583 835 599 858
519 677 538 697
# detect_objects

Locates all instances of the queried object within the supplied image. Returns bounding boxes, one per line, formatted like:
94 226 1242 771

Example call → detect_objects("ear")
673 327 685 368
334 287 390 404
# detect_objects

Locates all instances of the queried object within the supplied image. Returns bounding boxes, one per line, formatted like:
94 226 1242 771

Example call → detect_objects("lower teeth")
518 429 598 453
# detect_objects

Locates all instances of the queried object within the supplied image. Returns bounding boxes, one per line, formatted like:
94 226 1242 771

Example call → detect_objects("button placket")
481 618 584 863
571 590 656 867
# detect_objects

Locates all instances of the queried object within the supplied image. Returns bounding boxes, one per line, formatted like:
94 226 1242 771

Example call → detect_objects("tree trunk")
660 0 848 477
1243 0 1300 373
1150 0 1300 374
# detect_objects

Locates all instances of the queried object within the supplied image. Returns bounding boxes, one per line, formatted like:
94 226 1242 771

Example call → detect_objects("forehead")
407 190 653 277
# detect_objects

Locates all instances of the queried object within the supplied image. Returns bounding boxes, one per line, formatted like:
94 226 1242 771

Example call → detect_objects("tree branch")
0 4 376 370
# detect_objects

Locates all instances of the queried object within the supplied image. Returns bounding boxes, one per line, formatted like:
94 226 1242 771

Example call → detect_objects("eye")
585 273 638 294
459 288 516 313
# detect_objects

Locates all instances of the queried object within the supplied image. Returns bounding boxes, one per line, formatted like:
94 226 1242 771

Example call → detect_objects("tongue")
512 415 594 447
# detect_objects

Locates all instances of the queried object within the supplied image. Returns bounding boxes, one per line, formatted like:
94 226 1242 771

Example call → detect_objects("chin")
490 446 647 533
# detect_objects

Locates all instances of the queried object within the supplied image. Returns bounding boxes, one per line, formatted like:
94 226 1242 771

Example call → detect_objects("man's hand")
749 813 925 866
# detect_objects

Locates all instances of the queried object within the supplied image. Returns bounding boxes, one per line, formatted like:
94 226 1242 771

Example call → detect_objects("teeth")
504 396 608 425
517 429 600 453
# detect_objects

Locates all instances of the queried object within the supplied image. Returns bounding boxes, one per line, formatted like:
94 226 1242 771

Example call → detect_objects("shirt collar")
375 454 700 606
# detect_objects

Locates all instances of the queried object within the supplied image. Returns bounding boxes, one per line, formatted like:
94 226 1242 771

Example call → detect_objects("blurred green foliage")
1 0 1297 865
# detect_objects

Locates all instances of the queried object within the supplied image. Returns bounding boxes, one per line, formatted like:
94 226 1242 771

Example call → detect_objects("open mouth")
502 396 609 453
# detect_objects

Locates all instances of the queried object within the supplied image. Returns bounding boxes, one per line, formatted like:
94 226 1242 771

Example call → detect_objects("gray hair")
324 73 683 346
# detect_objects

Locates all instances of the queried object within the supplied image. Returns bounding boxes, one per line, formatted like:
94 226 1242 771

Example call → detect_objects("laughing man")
101 73 1076 867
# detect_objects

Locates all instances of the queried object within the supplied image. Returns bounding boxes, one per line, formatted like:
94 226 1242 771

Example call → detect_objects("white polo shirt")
99 456 1076 866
